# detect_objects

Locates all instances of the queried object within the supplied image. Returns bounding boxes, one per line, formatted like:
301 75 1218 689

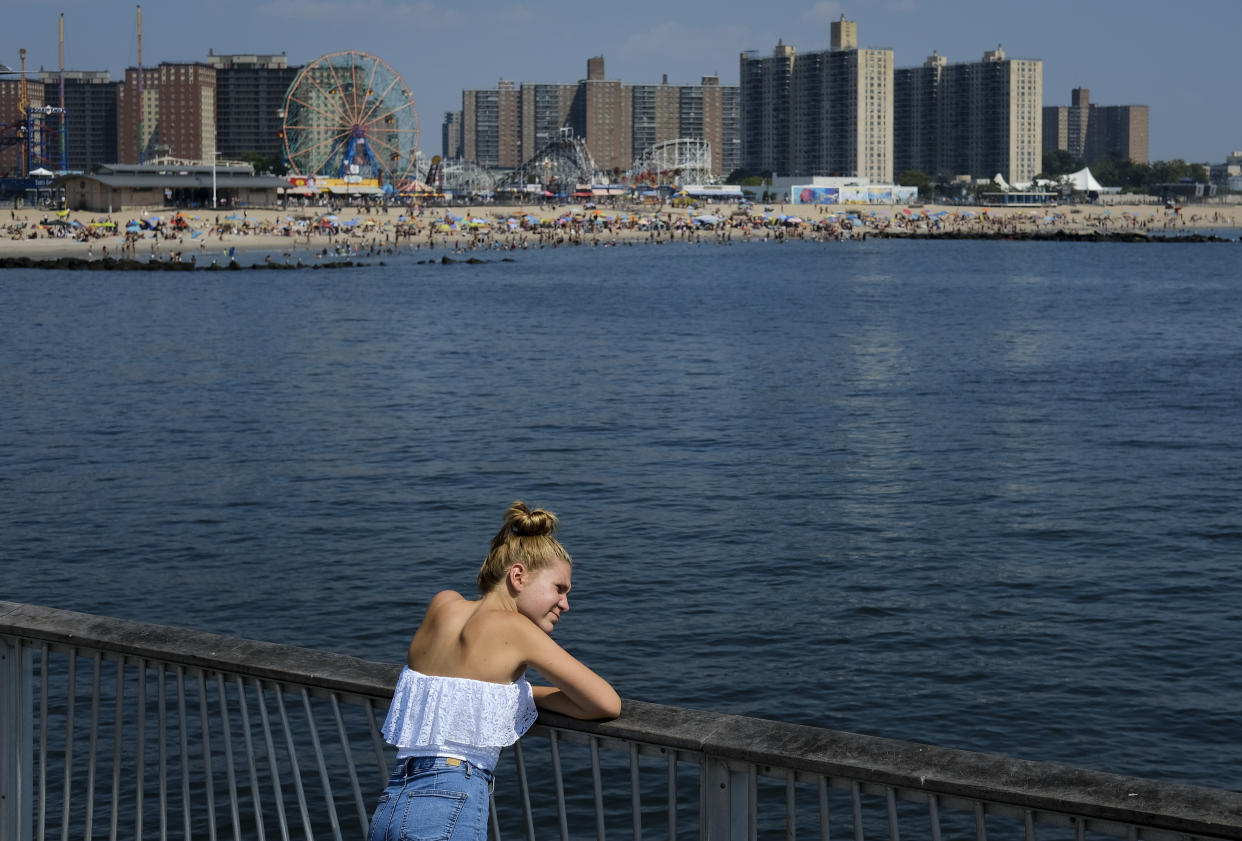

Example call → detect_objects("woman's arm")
519 622 621 719
530 684 622 718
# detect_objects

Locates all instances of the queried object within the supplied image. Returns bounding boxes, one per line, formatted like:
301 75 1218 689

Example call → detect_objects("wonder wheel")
282 50 419 182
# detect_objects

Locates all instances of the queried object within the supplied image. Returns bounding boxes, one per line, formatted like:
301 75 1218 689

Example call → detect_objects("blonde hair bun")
477 500 572 593
505 501 559 537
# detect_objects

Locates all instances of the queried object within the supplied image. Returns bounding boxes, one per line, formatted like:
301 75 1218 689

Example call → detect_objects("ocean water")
3 239 1240 792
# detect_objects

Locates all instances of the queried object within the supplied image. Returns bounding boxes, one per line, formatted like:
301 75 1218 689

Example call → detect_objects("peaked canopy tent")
1061 167 1106 192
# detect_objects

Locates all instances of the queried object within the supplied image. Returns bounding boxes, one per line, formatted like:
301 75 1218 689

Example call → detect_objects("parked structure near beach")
55 161 287 211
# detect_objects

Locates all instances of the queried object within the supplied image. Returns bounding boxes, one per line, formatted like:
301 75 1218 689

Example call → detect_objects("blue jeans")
367 757 494 841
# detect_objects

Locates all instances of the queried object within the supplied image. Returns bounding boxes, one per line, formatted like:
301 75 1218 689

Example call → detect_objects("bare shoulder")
427 589 466 609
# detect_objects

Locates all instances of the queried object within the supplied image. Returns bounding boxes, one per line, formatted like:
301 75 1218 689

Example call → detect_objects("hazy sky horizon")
4 0 1238 166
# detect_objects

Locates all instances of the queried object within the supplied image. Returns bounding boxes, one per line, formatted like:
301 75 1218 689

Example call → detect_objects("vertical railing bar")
1024 809 1036 841
629 742 641 841
819 775 830 841
488 793 502 841
84 651 102 841
512 739 536 841
749 766 758 841
177 667 192 841
252 678 290 841
158 662 168 841
549 730 569 841
850 780 864 841
330 692 369 839
273 686 314 841
364 699 387 780
234 674 268 841
197 672 219 841
928 793 942 841
886 786 900 841
59 646 76 841
37 642 49 841
974 801 987 841
135 659 147 841
590 736 606 841
108 658 125 841
216 673 243 841
666 750 676 841
300 687 344 841
786 773 797 841
1075 818 1086 841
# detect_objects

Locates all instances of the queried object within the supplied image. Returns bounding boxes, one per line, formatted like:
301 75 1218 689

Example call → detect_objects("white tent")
1061 167 1106 192
29 167 55 177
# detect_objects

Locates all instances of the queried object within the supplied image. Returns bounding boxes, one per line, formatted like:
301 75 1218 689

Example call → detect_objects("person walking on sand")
367 501 619 841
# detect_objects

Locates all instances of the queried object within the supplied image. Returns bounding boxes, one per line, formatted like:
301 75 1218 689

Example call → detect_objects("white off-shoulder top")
381 666 539 771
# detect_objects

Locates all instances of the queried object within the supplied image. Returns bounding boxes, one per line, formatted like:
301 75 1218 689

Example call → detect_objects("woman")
368 501 621 841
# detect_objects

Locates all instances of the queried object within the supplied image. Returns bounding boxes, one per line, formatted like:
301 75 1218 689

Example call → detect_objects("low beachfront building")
55 162 289 212
771 175 917 205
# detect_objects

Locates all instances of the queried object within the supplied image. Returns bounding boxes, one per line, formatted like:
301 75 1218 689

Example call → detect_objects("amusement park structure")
493 130 599 193
438 158 495 193
1 36 68 178
626 138 713 187
282 50 419 189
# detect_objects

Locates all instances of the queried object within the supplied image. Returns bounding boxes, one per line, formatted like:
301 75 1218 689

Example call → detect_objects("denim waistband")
397 755 494 781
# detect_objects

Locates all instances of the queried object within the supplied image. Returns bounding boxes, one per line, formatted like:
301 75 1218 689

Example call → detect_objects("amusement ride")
281 51 420 191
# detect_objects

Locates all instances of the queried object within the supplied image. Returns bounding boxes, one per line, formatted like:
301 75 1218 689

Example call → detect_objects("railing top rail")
5 600 1240 840
0 599 398 700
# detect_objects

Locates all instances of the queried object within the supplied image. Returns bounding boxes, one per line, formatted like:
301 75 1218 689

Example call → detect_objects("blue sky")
5 0 1238 164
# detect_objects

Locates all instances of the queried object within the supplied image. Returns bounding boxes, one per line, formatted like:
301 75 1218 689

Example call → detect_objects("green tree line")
1041 150 1208 193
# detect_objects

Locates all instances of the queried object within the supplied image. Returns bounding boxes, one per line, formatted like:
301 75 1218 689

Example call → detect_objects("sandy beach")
2 199 1237 263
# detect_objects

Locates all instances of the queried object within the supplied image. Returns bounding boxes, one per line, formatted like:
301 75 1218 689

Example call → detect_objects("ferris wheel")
282 50 419 182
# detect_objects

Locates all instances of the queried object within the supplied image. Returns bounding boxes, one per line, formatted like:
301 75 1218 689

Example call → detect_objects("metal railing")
3 601 1240 841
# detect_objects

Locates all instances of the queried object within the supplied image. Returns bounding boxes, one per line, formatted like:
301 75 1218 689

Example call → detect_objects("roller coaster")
493 131 599 193
626 138 712 187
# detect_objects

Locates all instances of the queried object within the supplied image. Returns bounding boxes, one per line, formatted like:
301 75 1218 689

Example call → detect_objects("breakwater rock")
0 256 368 271
872 230 1233 243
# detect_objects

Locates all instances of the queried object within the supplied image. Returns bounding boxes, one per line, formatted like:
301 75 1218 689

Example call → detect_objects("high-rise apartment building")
205 52 300 165
461 80 520 168
442 110 463 160
118 62 216 163
738 41 795 177
448 57 739 177
739 17 893 181
33 71 119 172
579 59 630 173
1043 88 1148 165
518 83 577 162
895 46 1042 184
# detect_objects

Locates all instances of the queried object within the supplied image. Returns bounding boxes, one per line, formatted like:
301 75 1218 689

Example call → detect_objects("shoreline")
3 201 1237 263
